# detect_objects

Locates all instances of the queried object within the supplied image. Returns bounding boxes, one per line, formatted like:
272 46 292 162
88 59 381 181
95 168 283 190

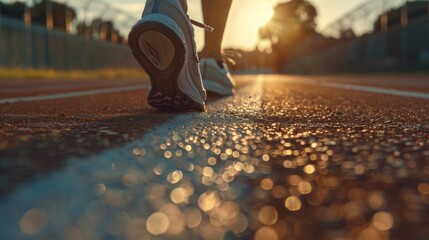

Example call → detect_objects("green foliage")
259 0 318 72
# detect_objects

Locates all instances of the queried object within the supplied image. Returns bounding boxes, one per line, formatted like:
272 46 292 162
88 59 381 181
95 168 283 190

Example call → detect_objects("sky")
105 0 369 50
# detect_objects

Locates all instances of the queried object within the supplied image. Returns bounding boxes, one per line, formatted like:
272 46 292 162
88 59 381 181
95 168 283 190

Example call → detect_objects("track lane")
1 75 428 240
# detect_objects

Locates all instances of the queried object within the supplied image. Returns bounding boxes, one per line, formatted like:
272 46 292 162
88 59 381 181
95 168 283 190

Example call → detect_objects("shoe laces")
187 17 241 66
222 49 242 66
188 17 214 32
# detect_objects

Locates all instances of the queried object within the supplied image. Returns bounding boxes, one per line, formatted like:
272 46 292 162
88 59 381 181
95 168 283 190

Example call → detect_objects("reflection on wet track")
1 75 429 240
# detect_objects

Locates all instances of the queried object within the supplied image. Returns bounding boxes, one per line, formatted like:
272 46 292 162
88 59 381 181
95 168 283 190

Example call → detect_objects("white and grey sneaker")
200 58 235 96
128 0 211 111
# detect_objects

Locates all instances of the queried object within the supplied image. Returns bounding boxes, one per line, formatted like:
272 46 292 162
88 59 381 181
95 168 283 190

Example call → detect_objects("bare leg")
180 0 187 12
200 0 233 61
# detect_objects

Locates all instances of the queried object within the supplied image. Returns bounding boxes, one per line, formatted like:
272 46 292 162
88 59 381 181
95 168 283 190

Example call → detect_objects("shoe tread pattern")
129 20 205 111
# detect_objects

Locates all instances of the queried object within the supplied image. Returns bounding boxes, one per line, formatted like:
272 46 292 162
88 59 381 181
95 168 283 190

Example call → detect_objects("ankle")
199 50 223 62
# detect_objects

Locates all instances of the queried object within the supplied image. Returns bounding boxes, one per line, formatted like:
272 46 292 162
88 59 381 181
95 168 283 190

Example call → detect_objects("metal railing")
287 0 429 73
0 0 139 70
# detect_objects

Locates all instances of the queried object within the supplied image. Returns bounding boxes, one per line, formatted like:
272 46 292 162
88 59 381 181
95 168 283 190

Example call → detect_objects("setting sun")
224 0 278 50
249 2 275 29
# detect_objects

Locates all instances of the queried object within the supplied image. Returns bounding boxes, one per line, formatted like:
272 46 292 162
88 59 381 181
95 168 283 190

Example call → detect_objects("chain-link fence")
0 0 140 70
287 0 429 73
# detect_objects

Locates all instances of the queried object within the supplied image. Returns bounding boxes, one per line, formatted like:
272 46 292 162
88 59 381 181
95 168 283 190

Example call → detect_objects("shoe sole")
129 21 205 111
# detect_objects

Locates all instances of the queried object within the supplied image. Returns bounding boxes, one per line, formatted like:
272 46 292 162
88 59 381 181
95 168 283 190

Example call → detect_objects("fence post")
380 0 389 72
401 2 409 72
83 0 96 38
44 0 53 68
64 5 71 70
24 6 33 69
0 7 3 68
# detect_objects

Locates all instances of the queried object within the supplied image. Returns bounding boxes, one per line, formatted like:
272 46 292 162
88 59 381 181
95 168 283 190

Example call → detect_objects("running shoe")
128 0 210 111
200 58 235 96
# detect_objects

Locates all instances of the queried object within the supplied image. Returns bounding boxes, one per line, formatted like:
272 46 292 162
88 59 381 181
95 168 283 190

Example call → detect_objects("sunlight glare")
251 4 274 29
224 0 276 50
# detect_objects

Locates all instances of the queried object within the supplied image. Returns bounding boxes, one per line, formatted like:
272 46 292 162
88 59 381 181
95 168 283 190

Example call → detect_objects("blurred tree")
30 0 76 32
0 1 26 20
259 0 318 72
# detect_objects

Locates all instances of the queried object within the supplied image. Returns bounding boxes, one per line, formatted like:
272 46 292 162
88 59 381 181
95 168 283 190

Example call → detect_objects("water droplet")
262 154 270 162
285 196 302 211
184 208 203 228
164 151 172 159
20 208 48 235
304 164 316 174
298 181 312 195
146 212 169 236
261 178 274 191
208 157 217 165
94 184 107 196
170 188 188 204
258 206 278 225
372 211 394 231
254 226 278 240
198 191 220 212
418 183 429 195
167 170 183 184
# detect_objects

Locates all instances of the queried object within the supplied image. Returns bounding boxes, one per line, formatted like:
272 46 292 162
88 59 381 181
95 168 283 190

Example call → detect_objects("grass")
0 68 147 81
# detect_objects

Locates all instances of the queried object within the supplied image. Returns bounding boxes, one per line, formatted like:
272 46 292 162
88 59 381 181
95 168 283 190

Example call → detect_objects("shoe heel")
129 15 205 111
129 18 186 107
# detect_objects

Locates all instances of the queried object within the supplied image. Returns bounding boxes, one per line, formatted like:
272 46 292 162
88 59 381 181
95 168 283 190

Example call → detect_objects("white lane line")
0 84 149 104
305 79 429 100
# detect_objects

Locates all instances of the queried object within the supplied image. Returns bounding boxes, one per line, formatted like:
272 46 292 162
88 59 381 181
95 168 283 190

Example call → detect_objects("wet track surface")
1 75 429 240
